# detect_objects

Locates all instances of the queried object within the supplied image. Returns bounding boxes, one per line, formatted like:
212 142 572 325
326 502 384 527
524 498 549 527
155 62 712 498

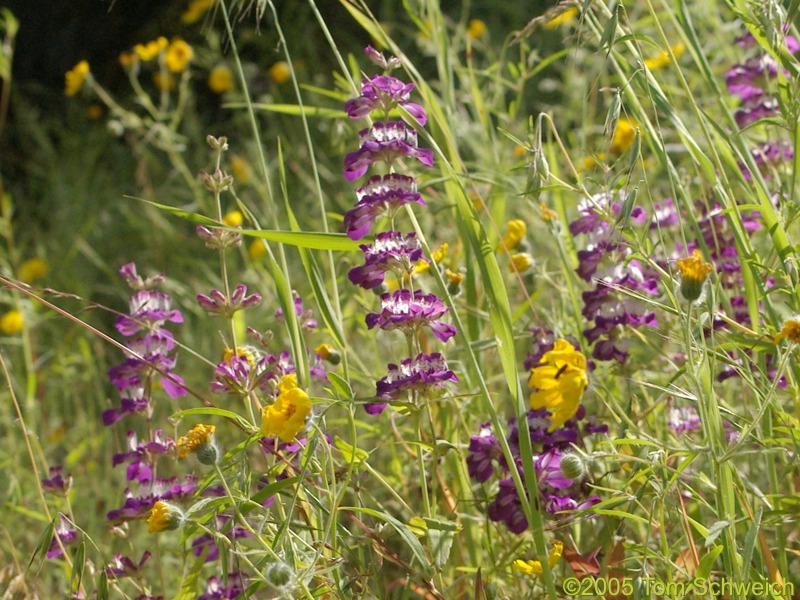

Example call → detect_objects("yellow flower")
644 42 685 70
86 104 104 120
147 501 183 533
509 252 534 274
539 203 558 222
548 540 563 567
230 155 252 186
497 220 527 253
268 61 291 84
315 343 341 365
249 240 267 260
414 243 449 274
775 318 800 344
134 37 168 62
165 39 193 73
65 60 90 96
223 346 257 367
466 18 487 40
0 310 23 335
152 71 175 91
512 540 563 576
545 7 579 29
119 51 138 68
445 268 464 286
18 258 47 283
677 249 713 302
177 424 216 458
181 0 215 24
529 339 588 430
314 343 334 360
610 117 637 154
208 65 233 93
222 210 243 227
261 374 311 442
512 559 543 576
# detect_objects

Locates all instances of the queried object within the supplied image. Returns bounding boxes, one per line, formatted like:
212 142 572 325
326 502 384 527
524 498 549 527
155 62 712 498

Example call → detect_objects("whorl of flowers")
344 47 457 414
569 192 659 363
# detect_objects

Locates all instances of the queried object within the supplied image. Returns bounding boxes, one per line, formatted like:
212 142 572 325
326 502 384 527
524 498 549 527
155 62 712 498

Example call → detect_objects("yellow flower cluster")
176 424 215 458
466 19 487 40
610 117 637 154
775 318 800 344
65 60 90 96
261 374 311 442
147 501 183 533
414 243 449 275
181 0 215 24
134 37 168 62
0 310 23 335
497 219 526 253
529 340 588 430
644 43 685 70
677 249 714 302
268 61 291 85
512 540 563 576
208 65 234 93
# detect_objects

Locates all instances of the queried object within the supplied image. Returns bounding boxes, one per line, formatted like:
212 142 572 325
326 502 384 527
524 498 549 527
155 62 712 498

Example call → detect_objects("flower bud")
265 561 295 594
559 452 587 481
677 249 713 302
207 135 229 151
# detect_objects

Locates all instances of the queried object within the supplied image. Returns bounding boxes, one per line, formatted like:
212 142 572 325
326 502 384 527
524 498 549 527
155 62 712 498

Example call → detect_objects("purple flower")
196 224 243 249
365 289 456 342
544 493 601 515
345 75 427 125
46 515 78 559
102 388 151 426
112 430 176 483
535 449 575 490
348 231 426 289
108 331 187 398
275 294 317 330
726 55 780 100
649 198 679 230
192 516 252 563
487 477 528 534
669 406 702 433
466 423 503 483
197 284 262 317
375 352 458 403
115 290 183 337
199 574 249 600
210 352 278 395
106 475 197 523
119 262 164 291
105 551 151 578
41 466 71 496
344 174 426 240
364 45 402 71
735 96 780 127
343 121 434 182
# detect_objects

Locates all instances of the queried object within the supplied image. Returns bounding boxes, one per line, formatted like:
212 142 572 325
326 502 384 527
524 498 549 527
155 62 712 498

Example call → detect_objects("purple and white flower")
345 75 427 125
343 121 434 182
344 174 426 240
365 289 456 342
348 231 426 289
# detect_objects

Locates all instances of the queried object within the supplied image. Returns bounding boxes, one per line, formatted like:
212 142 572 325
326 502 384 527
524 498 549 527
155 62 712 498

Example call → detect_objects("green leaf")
696 546 724 580
342 507 432 578
249 476 301 506
170 407 255 433
131 197 360 251
28 518 55 570
228 103 347 119
334 435 369 466
704 520 730 547
71 538 85 592
423 517 461 570
327 372 353 400
171 553 205 600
